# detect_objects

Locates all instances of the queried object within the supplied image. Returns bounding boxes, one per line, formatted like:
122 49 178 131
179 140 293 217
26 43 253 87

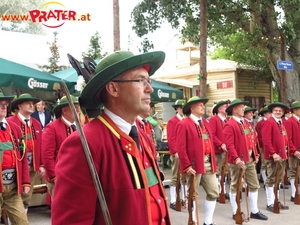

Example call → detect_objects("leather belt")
2 168 16 185
204 154 211 163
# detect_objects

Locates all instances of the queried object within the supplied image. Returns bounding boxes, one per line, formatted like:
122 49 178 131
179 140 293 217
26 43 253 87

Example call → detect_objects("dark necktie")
24 119 29 127
240 120 243 124
278 120 282 126
198 119 202 128
224 119 227 123
129 125 141 150
142 119 147 125
0 122 6 131
71 124 77 131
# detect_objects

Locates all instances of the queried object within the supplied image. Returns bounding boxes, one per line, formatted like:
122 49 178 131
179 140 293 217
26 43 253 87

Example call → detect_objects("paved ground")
18 168 300 224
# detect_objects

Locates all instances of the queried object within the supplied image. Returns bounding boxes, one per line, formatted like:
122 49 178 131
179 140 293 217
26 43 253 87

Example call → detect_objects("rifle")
175 168 182 211
294 158 300 204
235 168 244 224
219 152 227 204
187 174 198 225
284 160 289 185
61 81 112 225
273 161 281 214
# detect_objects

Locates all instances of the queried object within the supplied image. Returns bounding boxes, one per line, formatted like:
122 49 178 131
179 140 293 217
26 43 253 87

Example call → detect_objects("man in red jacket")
256 106 271 187
0 93 30 225
209 100 229 201
177 96 218 225
42 95 79 199
7 93 44 214
52 51 170 225
166 99 186 210
285 101 300 202
262 102 290 212
224 99 268 220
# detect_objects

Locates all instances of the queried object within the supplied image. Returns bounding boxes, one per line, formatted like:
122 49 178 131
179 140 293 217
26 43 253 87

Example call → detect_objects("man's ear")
106 82 119 97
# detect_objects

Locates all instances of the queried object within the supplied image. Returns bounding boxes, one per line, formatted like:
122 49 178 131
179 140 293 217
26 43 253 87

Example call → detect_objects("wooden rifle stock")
219 152 227 204
284 160 289 185
273 162 281 214
187 174 198 225
235 168 243 224
175 168 182 211
294 159 300 204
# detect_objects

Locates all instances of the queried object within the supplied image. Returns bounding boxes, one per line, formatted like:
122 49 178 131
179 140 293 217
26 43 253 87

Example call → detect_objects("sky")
1 0 180 68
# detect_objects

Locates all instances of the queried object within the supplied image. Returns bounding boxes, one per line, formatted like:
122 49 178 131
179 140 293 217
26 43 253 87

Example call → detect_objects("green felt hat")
225 99 249 115
212 100 230 115
10 93 40 111
0 93 14 102
183 96 209 115
290 101 300 111
53 95 79 116
79 50 165 109
258 105 270 116
172 99 186 109
268 102 289 112
244 105 257 113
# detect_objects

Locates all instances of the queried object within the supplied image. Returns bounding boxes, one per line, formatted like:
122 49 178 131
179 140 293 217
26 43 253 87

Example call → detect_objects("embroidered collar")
190 113 202 124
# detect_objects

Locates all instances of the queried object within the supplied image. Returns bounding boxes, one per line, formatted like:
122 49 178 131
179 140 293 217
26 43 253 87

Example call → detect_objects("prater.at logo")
157 89 170 99
28 78 49 89
29 1 91 28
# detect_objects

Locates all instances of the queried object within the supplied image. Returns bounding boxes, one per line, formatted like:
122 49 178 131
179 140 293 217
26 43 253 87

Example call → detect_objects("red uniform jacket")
136 118 156 146
176 117 216 174
209 115 226 154
0 121 30 194
285 116 300 156
262 117 288 160
42 118 75 182
166 114 182 155
7 114 43 171
52 113 170 225
256 119 266 148
223 119 259 164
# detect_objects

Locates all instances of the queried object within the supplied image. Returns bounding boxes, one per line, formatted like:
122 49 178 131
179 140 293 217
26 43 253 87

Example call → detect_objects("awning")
0 58 76 101
153 78 196 88
151 80 183 102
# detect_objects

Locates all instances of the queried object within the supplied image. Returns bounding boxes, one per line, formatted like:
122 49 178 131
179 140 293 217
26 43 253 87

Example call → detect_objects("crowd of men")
0 50 299 225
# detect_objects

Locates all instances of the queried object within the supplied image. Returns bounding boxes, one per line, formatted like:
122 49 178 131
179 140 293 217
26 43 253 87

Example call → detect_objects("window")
244 96 265 110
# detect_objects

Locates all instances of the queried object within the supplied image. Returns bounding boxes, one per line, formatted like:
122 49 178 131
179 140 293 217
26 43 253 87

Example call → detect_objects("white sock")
181 184 188 199
229 192 237 214
25 208 28 214
7 217 11 225
192 200 197 223
248 191 259 214
170 186 176 203
261 170 267 184
266 186 274 206
290 179 296 198
205 200 216 225
224 175 228 193
216 177 220 192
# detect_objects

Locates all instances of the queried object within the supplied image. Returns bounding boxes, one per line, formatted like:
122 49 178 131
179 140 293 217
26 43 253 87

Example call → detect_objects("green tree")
81 31 107 60
39 32 67 74
0 0 45 34
131 0 300 102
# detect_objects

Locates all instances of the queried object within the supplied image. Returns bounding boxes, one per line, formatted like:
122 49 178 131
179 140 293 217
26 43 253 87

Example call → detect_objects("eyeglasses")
0 103 8 108
112 78 152 87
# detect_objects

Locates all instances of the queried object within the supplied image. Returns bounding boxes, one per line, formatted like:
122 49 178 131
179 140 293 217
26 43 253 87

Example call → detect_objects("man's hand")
235 158 245 169
272 153 282 162
221 143 227 152
186 167 196 176
294 151 300 160
37 166 45 178
174 153 179 158
23 186 30 194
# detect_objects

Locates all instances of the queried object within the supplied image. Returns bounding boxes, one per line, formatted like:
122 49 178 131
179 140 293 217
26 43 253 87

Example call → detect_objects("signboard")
277 60 293 71
217 80 233 89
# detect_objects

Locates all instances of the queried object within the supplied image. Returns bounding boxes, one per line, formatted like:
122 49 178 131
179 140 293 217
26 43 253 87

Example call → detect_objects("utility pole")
199 0 207 97
113 0 120 51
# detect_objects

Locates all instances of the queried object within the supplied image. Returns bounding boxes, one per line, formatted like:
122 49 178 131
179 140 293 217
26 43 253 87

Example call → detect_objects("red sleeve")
42 123 57 180
176 121 190 171
223 123 238 163
166 118 177 155
262 120 275 158
285 119 296 155
210 117 223 148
